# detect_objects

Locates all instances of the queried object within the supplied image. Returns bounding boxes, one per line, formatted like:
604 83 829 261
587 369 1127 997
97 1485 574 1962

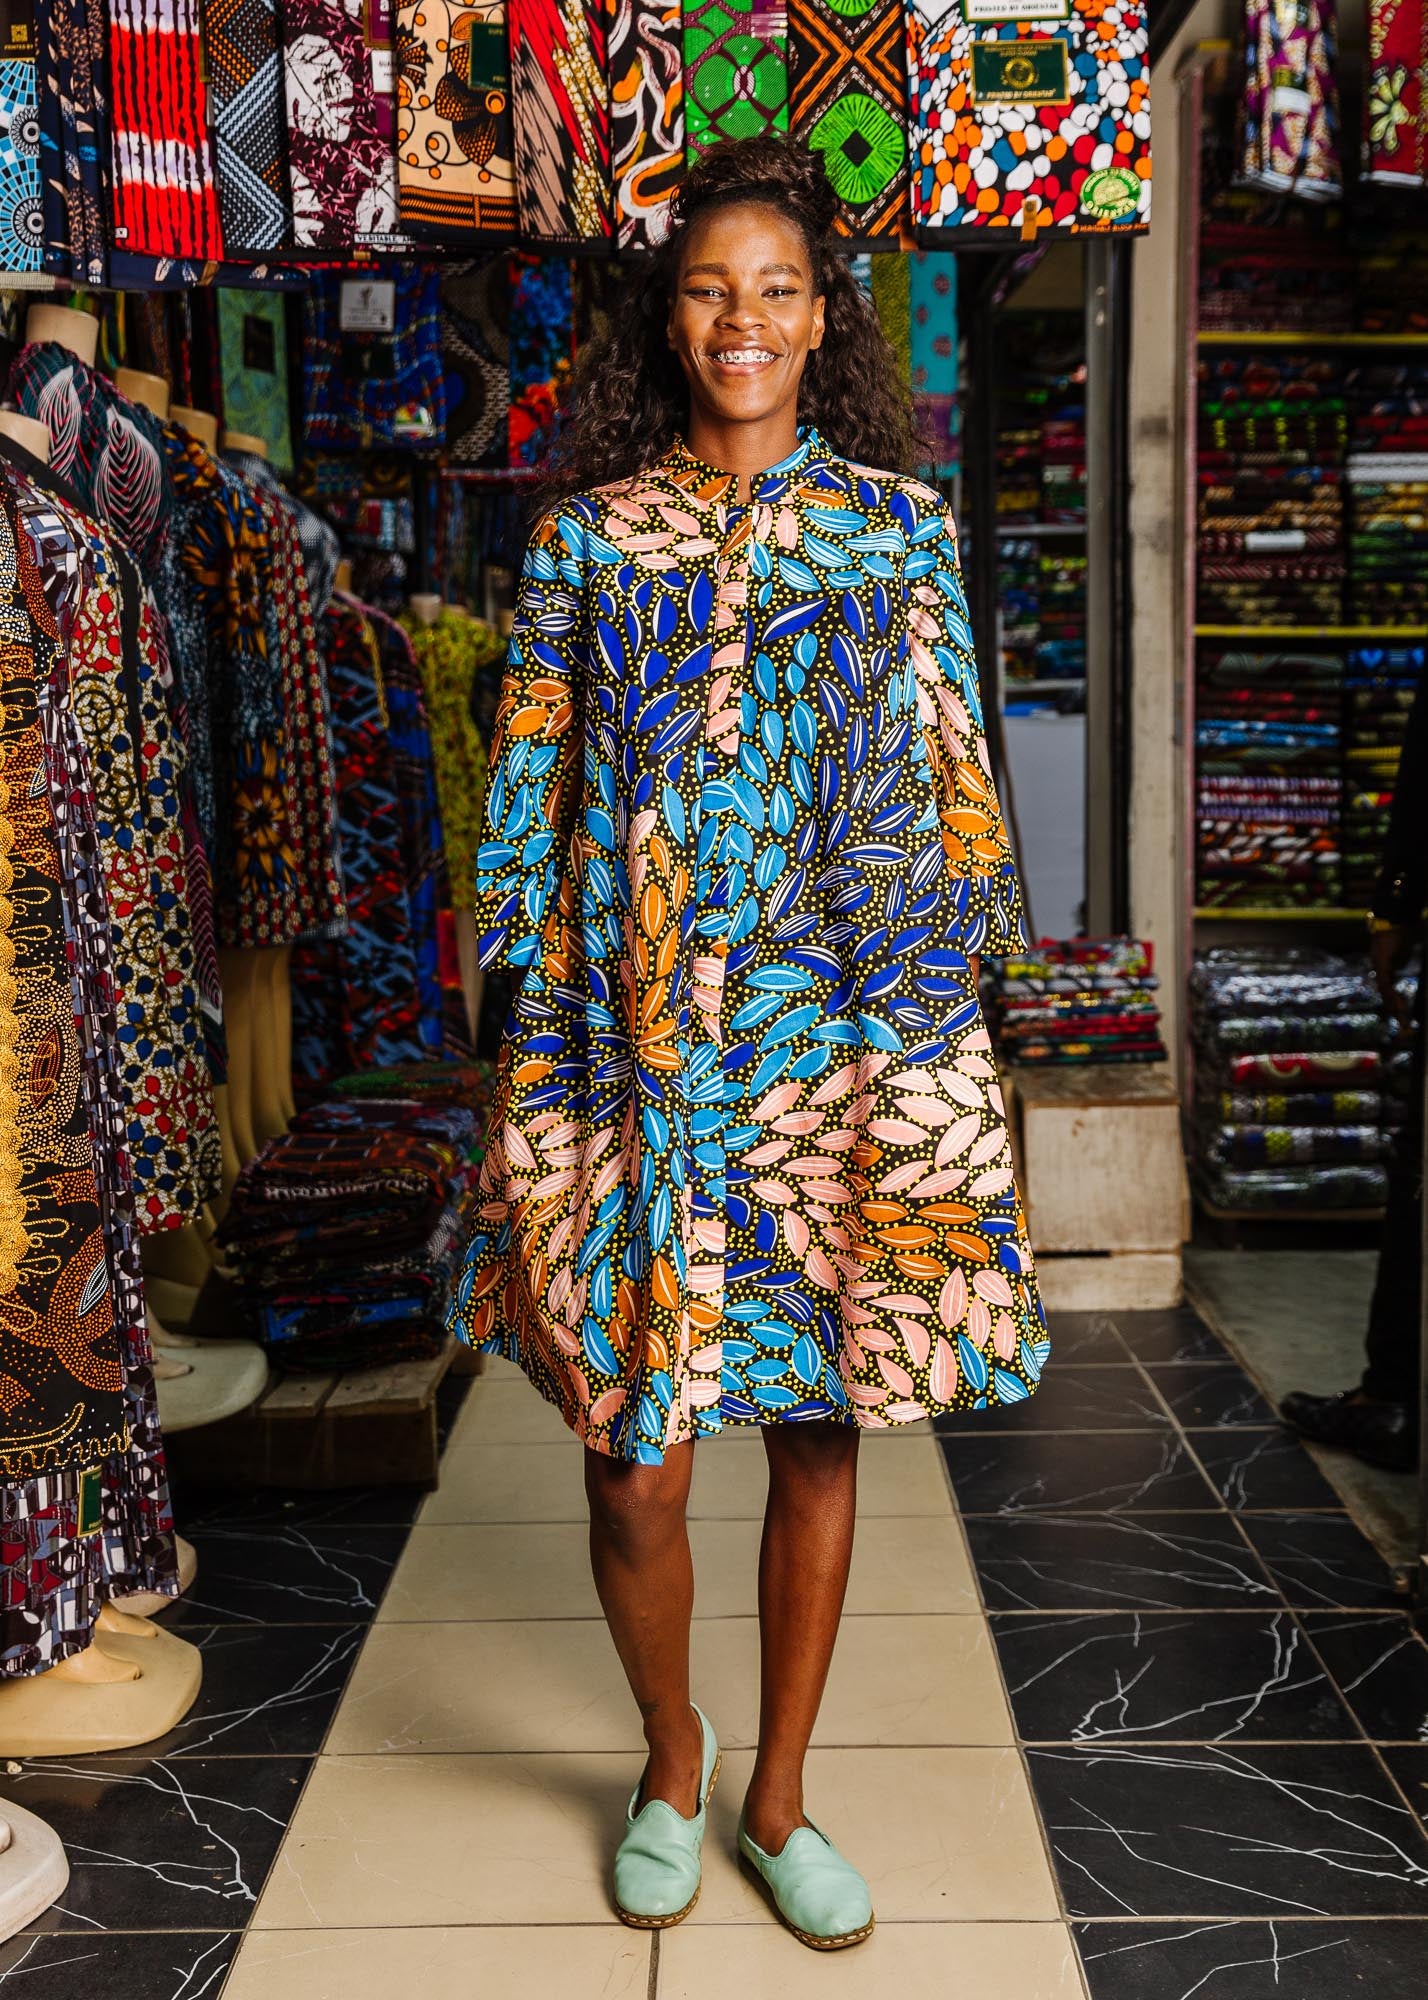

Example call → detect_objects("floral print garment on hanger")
450 430 1048 1463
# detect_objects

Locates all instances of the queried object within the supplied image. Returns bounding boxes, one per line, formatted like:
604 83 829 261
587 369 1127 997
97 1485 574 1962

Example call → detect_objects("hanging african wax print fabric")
106 0 224 258
440 258 510 465
0 483 127 1487
908 0 1151 236
911 249 959 478
1365 0 1425 185
450 430 1046 1465
36 0 108 284
396 0 517 239
218 290 295 471
684 0 788 158
508 252 573 464
610 0 684 249
509 0 612 240
1238 0 1341 201
205 0 293 251
281 0 406 249
788 0 907 238
302 267 448 450
0 10 43 282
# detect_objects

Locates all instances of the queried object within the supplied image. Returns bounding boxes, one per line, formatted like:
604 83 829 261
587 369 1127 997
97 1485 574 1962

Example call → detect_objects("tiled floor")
2 1308 1427 1997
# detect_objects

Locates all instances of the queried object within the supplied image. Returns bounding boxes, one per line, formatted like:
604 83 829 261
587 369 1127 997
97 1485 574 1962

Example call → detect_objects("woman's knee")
585 1444 692 1549
763 1420 859 1491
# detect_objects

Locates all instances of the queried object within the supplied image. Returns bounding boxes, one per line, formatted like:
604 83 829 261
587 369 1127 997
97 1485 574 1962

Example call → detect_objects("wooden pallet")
167 1338 474 1491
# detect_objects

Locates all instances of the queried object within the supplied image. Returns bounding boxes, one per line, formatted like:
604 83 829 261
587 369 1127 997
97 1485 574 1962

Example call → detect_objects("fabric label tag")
970 38 1071 106
340 278 397 334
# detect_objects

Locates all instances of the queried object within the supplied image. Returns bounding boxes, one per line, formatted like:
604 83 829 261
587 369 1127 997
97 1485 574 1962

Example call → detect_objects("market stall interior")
3 4 1424 1996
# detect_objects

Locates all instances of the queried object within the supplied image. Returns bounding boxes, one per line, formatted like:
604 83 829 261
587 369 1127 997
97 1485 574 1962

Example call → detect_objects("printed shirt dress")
450 429 1049 1463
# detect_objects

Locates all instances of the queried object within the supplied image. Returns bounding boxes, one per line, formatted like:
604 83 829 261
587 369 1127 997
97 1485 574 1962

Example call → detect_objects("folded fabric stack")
998 537 1040 682
1356 232 1428 334
1197 354 1348 624
1342 647 1424 904
1345 457 1428 626
1036 551 1087 679
1190 948 1389 1211
1194 650 1344 910
217 1062 493 1371
1041 418 1085 524
996 428 1041 527
983 939 1167 1065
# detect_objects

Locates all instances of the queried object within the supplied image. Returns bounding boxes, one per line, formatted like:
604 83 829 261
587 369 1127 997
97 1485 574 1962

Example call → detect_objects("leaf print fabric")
281 0 407 250
450 430 1046 1465
610 0 684 249
396 0 518 239
789 0 908 239
509 0 612 240
684 0 789 159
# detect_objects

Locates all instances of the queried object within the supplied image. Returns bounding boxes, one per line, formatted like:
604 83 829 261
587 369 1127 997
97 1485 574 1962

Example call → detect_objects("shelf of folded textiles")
1198 332 1428 348
1194 624 1428 639
1192 906 1370 921
1193 1185 1386 1225
438 466 544 483
995 522 1086 538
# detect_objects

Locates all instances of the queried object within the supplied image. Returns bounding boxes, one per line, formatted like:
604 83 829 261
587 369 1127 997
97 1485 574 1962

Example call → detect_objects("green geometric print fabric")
684 0 789 160
789 0 908 237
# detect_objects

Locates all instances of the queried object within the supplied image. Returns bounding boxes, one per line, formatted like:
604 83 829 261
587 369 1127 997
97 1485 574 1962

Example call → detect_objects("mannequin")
113 366 170 420
170 403 218 451
216 428 298 1149
408 591 442 627
0 410 53 461
0 1803 69 1943
25 302 99 365
0 1609 203 1753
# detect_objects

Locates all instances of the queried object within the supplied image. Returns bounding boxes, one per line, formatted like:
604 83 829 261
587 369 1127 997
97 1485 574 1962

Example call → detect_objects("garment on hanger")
911 250 958 479
106 0 224 258
684 0 789 160
0 37 43 280
439 258 510 465
280 0 404 249
291 598 426 1088
870 249 911 381
302 266 447 451
610 0 683 250
789 0 907 238
509 0 612 241
1238 0 1341 202
507 252 572 464
1366 0 1428 186
217 290 295 471
37 0 108 284
908 0 1152 233
401 605 498 913
224 440 340 617
396 0 517 240
206 0 293 251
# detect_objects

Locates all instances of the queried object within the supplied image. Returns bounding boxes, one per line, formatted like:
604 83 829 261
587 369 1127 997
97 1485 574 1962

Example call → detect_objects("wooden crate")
167 1338 463 1491
1007 1064 1190 1309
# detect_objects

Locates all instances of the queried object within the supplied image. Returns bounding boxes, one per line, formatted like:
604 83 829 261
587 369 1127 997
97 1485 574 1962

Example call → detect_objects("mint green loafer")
612 1705 721 1929
737 1814 875 1950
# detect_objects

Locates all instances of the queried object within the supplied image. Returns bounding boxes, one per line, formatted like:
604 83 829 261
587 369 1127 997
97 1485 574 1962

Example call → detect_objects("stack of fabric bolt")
1190 947 1389 1212
1197 353 1348 625
1198 221 1352 331
1342 646 1424 906
1356 230 1428 334
983 940 1167 1065
1036 549 1087 680
1195 649 1344 910
998 536 1040 683
1344 357 1428 626
216 1062 493 1371
1041 415 1085 523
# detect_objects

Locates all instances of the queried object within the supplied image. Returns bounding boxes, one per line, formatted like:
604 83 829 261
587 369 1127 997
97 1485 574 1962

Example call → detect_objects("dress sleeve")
475 508 585 971
908 505 1029 958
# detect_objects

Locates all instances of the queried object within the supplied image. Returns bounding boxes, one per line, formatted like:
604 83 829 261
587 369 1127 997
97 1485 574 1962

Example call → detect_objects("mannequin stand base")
145 1275 199 1328
0 1624 202 1755
153 1333 268 1434
0 1805 69 1943
114 1533 198 1617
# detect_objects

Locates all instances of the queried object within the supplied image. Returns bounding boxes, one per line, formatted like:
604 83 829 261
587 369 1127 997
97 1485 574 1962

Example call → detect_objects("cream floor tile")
251 1749 643 1928
377 1513 977 1622
659 1922 1085 1999
253 1747 1055 1932
449 1372 575 1448
423 1431 951 1525
326 1613 1009 1756
694 1748 1059 1925
225 1926 648 2000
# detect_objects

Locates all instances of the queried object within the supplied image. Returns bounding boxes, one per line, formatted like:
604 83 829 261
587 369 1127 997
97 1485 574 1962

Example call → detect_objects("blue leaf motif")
957 1335 990 1394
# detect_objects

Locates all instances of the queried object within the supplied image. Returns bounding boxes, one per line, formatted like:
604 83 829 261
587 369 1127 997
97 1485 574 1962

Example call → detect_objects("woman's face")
668 202 825 432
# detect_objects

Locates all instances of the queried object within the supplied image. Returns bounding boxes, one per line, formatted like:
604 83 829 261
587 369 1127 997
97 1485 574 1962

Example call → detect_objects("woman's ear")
809 293 826 352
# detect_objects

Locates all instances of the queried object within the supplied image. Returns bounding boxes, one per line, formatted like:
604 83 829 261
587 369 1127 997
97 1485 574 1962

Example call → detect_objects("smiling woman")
448 135 1046 1953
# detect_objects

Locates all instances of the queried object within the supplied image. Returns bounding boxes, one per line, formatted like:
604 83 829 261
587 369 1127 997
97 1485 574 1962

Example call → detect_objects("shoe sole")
613 1749 722 1931
737 1851 877 1951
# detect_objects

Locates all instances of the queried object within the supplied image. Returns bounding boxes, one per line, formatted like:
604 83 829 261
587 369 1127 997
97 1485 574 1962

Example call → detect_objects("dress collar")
657 426 828 498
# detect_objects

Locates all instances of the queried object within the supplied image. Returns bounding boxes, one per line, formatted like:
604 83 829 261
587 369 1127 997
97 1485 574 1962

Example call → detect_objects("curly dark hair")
540 136 924 501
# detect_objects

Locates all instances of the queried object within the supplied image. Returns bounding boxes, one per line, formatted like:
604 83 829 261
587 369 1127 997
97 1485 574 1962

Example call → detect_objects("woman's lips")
707 347 779 374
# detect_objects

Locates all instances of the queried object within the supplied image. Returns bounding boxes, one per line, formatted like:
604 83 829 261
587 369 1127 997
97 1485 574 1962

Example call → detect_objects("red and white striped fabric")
107 0 224 259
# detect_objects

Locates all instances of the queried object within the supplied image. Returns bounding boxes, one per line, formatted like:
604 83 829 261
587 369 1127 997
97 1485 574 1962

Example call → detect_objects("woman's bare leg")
585 1439 704 1814
742 1422 859 1852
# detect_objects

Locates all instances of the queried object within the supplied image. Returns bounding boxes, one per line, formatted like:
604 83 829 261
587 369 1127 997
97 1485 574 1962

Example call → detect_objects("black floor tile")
963 1513 1280 1611
990 1610 1354 1743
1075 1921 1428 1999
1188 1430 1346 1511
1237 1514 1404 1609
1028 1741 1428 1917
1111 1308 1234 1364
0 1932 238 1996
1302 1614 1428 1742
175 1484 425 1530
0 1758 307 1932
435 1371 472 1451
1146 1362 1276 1428
138 1624 366 1758
1042 1312 1132 1363
933 1364 1168 1434
158 1524 409 1628
1379 1746 1428 1827
943 1431 1221 1514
